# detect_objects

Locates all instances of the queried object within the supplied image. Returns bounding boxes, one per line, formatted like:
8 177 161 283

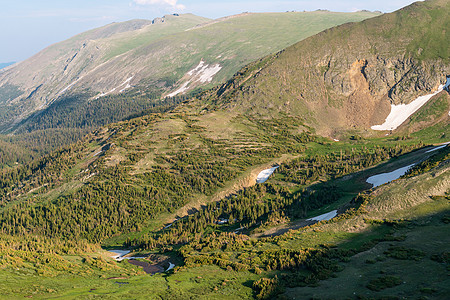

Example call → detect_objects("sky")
0 0 421 62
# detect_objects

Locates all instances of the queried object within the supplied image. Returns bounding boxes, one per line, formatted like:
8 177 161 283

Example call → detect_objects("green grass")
284 209 450 299
102 14 211 61
0 264 259 299
0 2 448 298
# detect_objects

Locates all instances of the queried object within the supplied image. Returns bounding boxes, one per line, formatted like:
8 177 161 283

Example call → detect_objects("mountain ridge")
0 11 380 133
197 0 449 137
0 1 449 298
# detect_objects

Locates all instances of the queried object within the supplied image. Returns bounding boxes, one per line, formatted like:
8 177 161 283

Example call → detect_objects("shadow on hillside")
272 206 450 300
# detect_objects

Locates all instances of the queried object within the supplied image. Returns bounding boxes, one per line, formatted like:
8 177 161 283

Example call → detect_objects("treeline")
279 143 424 184
17 91 186 133
0 115 311 242
0 138 34 166
404 145 449 178
0 141 85 204
0 91 188 167
0 232 138 278
127 143 422 251
0 128 89 167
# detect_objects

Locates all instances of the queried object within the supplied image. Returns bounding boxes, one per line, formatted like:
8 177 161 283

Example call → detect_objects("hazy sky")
0 0 421 62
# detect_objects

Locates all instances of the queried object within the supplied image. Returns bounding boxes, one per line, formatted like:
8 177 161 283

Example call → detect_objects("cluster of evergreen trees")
0 90 189 167
127 142 422 252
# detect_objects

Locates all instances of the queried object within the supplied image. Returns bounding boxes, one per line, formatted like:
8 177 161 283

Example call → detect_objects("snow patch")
198 64 222 83
187 60 206 76
166 262 175 272
307 210 338 222
372 79 450 131
366 164 415 188
186 59 222 83
58 76 84 96
167 60 222 97
120 83 131 93
119 76 133 93
167 81 190 97
96 76 134 99
256 166 279 183
425 142 449 153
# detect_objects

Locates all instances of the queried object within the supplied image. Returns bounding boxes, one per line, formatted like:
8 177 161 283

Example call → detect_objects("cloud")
133 0 185 10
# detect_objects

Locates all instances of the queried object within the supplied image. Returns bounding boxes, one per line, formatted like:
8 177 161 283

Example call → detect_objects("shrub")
384 246 425 261
367 275 402 291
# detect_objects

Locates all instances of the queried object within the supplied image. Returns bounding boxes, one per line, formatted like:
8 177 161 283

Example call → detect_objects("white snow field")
425 142 449 153
198 64 222 83
166 262 175 272
256 166 279 183
372 78 450 131
366 163 415 188
307 210 338 222
168 60 222 97
167 81 190 97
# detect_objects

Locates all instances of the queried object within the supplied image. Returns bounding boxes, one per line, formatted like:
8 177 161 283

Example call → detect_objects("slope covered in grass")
201 0 449 136
0 1 448 299
0 11 379 133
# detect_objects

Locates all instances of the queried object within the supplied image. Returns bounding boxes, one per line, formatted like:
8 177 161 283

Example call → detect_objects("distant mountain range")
0 1 449 298
0 11 379 133
0 62 15 70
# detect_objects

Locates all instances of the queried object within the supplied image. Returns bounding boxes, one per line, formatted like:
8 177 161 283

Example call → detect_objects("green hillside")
0 11 379 166
0 10 379 131
202 0 449 136
0 1 449 299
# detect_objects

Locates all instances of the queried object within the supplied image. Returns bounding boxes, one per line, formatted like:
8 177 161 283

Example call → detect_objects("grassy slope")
1 144 448 299
202 0 449 136
0 11 380 167
0 2 449 299
0 11 379 130
101 14 212 61
149 11 382 85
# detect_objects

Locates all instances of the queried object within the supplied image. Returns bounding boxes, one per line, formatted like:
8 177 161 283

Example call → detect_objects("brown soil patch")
128 260 165 274
344 59 390 127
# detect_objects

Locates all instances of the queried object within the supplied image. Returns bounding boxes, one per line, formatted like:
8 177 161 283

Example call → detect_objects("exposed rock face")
323 55 449 128
213 0 450 135
322 55 449 106
152 17 165 24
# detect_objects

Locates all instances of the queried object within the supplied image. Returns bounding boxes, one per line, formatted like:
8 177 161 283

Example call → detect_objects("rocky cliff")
207 0 449 136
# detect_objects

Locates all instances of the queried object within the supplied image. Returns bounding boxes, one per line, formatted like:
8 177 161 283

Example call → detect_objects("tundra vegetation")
0 0 449 299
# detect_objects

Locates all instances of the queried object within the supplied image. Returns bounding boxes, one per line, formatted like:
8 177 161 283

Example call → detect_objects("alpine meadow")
0 0 449 299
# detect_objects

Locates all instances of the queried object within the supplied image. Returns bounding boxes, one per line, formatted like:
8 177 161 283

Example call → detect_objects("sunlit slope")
202 0 449 137
0 14 209 129
0 2 448 298
0 11 379 131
